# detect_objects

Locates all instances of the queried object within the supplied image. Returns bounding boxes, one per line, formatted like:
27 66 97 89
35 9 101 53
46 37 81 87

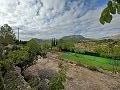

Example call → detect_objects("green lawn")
61 52 120 72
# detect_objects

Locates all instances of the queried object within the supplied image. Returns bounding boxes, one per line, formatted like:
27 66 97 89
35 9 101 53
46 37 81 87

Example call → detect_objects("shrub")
49 61 67 90
49 70 66 90
27 39 40 56
7 48 29 65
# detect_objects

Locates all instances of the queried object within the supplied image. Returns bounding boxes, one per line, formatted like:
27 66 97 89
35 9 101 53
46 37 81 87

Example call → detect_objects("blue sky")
0 0 120 40
96 0 107 6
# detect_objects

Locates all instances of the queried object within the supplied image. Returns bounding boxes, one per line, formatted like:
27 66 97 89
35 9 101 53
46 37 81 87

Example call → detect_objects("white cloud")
0 0 120 40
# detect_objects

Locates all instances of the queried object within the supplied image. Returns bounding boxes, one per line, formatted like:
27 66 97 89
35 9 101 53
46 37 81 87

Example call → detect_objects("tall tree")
100 0 120 24
0 24 16 46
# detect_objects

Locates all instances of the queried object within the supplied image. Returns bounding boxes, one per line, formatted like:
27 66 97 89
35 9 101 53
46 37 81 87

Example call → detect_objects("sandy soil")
24 52 120 90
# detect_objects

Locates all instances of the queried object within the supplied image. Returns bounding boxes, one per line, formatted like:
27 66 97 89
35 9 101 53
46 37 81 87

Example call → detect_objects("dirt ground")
24 52 120 90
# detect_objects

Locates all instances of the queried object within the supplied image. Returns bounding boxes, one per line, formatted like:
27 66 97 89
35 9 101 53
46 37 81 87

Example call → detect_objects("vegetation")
61 52 120 72
0 24 16 46
49 61 67 90
0 23 120 90
100 0 120 24
57 37 120 73
51 38 57 47
57 37 75 52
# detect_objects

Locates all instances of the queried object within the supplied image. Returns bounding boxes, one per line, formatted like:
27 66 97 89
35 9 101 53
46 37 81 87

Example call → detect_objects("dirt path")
24 52 120 90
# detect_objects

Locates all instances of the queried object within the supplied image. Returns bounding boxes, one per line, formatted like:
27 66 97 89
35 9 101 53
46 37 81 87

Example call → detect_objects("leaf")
110 6 116 14
116 4 120 14
117 0 120 3
105 14 112 23
100 16 105 25
108 1 113 7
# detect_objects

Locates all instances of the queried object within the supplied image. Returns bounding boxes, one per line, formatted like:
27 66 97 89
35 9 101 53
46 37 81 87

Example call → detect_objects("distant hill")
32 38 43 43
32 38 52 44
60 35 88 42
32 35 90 44
102 34 120 40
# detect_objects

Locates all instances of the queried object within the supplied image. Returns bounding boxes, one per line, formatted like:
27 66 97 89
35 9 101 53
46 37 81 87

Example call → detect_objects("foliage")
7 47 29 65
57 39 75 51
15 40 27 45
51 38 57 47
27 76 40 89
0 24 16 46
0 72 5 90
100 0 120 24
0 44 4 60
49 62 67 90
61 52 120 72
27 39 40 55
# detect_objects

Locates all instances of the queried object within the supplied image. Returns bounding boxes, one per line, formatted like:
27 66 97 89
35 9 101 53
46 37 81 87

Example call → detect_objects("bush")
49 61 67 90
49 69 66 90
7 48 29 65
57 40 75 52
27 39 40 56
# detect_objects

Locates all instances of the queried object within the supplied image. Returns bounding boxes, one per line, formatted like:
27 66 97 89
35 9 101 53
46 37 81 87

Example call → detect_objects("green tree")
100 0 120 24
0 24 16 46
57 39 74 52
52 38 57 47
0 44 3 60
27 39 40 56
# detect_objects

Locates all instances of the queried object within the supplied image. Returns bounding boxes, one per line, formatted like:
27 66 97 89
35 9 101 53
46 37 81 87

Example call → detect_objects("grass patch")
61 52 120 72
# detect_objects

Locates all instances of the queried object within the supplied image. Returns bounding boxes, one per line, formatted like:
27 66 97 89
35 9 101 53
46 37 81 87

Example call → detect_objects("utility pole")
18 28 20 42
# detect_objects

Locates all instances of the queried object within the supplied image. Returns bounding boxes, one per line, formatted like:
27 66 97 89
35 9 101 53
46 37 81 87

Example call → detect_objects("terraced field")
61 52 120 72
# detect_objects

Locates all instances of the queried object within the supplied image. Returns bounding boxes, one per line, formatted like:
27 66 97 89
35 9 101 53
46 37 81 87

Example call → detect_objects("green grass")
61 52 120 72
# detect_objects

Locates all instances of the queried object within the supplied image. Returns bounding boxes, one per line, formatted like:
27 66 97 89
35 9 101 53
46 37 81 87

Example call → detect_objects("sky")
0 0 120 40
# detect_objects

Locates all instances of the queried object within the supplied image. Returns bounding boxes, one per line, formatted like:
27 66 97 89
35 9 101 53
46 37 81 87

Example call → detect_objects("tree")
0 24 16 46
52 38 57 47
0 44 3 60
100 0 120 24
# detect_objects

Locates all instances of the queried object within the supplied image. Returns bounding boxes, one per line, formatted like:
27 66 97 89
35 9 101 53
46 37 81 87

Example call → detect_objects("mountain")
102 34 120 40
60 35 88 42
32 38 52 44
32 38 43 43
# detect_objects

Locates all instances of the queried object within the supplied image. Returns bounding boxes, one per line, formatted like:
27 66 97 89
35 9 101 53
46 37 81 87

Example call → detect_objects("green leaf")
116 4 120 14
110 6 116 14
117 0 120 3
108 1 113 7
100 16 105 25
105 14 112 23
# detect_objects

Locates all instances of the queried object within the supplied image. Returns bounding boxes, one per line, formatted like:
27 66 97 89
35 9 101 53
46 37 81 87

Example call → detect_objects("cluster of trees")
57 38 75 52
51 38 58 47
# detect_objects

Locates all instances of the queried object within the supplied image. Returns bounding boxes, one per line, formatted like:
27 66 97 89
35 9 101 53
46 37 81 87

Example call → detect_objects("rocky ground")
23 52 120 90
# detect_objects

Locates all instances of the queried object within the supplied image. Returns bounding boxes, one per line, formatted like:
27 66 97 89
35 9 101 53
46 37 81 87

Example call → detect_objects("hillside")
60 35 88 43
102 34 120 40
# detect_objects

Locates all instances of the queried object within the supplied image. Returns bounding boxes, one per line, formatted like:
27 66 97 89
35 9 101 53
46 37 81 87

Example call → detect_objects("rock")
4 68 32 90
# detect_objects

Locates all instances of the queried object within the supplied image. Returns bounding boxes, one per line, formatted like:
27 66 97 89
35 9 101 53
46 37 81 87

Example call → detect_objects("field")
61 52 120 72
